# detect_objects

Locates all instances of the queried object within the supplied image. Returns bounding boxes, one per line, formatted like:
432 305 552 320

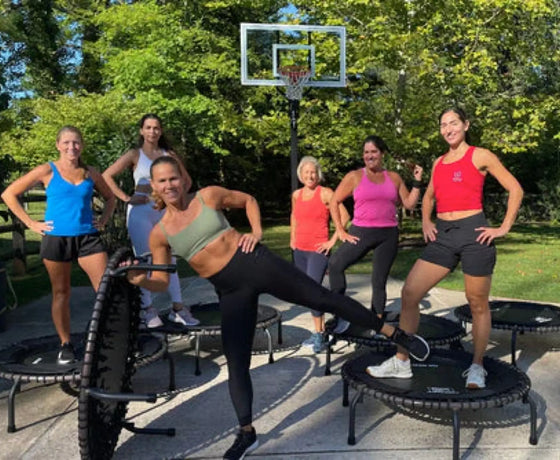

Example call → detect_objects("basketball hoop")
279 65 311 101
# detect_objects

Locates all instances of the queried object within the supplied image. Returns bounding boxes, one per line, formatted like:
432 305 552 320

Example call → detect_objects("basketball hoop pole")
289 99 299 192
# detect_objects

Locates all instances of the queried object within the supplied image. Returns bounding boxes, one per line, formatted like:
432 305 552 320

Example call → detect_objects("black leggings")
328 225 399 315
207 244 384 426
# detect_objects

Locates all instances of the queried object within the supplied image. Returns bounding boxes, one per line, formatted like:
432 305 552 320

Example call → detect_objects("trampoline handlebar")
86 387 158 403
108 263 177 278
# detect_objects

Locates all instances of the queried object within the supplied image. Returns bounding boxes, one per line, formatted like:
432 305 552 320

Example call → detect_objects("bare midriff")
437 209 482 221
188 228 241 278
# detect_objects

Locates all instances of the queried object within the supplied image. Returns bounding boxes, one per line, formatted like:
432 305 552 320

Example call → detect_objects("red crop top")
433 146 485 213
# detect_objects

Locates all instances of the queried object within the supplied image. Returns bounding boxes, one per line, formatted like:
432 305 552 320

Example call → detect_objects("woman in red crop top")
290 156 349 353
367 107 523 389
328 135 423 333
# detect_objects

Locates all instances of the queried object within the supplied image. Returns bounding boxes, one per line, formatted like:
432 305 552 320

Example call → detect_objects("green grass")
2 206 559 305
259 221 560 303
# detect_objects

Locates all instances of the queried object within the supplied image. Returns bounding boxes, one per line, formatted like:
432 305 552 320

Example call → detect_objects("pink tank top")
293 186 330 251
352 169 398 227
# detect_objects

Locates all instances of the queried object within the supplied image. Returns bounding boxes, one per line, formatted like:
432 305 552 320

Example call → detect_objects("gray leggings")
328 225 399 315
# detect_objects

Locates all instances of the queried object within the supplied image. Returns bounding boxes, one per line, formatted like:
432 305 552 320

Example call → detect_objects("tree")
0 0 70 97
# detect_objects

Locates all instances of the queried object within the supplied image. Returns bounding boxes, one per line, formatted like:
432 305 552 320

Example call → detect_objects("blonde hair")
296 156 324 183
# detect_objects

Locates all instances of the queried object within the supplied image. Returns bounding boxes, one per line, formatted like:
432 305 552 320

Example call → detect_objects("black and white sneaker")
390 328 430 361
223 427 259 460
57 342 75 365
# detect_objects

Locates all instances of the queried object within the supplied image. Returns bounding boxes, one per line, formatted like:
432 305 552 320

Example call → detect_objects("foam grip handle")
109 263 177 278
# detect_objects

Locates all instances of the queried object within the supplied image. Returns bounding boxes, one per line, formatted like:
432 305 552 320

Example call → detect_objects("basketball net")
279 65 311 101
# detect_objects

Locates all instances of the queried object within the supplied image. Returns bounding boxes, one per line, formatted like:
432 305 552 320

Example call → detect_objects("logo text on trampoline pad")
534 316 553 323
426 387 459 394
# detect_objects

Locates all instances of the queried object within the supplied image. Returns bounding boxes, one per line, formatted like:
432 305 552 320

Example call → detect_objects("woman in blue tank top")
125 156 431 460
1 126 115 364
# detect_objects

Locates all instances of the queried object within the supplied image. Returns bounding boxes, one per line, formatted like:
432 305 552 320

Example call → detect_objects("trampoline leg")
7 376 21 433
194 335 201 376
347 389 363 445
277 318 283 345
511 330 518 367
325 335 332 376
264 328 274 364
342 380 349 407
165 348 176 392
524 392 538 445
452 410 460 460
123 422 175 437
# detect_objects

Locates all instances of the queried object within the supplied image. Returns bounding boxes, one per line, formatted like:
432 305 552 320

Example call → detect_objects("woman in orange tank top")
367 107 523 389
290 156 349 353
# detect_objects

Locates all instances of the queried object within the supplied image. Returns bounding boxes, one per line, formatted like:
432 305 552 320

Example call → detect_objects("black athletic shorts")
40 233 106 262
419 213 496 276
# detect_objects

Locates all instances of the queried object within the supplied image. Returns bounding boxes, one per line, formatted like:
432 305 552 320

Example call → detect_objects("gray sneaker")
366 355 413 379
301 333 318 348
332 319 350 334
312 332 327 353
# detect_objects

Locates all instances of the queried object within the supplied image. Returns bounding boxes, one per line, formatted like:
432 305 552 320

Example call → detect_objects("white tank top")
133 149 167 186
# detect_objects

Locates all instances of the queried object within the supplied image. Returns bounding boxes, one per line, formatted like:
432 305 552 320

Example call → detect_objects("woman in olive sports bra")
126 156 430 460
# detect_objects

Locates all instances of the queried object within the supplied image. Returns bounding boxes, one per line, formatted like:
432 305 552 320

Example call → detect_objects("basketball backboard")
240 23 346 88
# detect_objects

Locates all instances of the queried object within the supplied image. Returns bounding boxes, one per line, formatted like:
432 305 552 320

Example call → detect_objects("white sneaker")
366 355 412 379
168 308 200 326
140 306 163 329
462 363 487 389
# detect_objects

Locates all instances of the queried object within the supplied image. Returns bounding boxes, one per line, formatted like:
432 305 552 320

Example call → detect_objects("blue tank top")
44 162 96 236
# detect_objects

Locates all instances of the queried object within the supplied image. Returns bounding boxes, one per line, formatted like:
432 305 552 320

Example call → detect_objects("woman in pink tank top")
368 107 523 390
290 156 349 352
328 135 423 333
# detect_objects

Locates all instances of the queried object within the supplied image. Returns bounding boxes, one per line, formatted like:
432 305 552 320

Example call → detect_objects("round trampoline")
78 248 176 460
152 302 282 375
325 313 465 375
454 300 560 366
341 348 537 460
0 314 168 434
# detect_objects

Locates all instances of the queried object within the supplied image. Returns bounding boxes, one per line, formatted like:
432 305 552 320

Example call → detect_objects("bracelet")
412 180 422 189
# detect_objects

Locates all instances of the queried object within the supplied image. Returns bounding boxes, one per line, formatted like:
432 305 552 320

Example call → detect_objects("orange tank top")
293 186 330 251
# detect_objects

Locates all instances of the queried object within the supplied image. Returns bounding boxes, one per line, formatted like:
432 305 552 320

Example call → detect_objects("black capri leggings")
328 225 399 315
207 244 384 426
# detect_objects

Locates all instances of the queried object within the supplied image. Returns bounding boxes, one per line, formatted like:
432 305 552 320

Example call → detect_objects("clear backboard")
240 23 346 88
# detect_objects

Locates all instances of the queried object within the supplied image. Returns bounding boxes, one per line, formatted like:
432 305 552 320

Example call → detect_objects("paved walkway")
1 275 559 459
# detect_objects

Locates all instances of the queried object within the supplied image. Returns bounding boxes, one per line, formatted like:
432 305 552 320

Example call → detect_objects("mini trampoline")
454 300 560 366
0 309 168 434
341 348 537 460
325 313 465 375
152 302 282 375
78 248 177 460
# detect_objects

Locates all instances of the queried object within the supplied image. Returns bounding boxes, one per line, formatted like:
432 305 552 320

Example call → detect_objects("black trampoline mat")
0 333 85 377
156 303 279 334
136 334 165 359
339 313 464 344
455 301 560 330
343 348 530 403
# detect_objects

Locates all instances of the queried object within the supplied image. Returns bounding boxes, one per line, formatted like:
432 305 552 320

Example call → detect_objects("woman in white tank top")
103 113 199 327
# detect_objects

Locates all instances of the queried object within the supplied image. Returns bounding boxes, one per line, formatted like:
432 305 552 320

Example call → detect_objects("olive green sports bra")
159 192 232 261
